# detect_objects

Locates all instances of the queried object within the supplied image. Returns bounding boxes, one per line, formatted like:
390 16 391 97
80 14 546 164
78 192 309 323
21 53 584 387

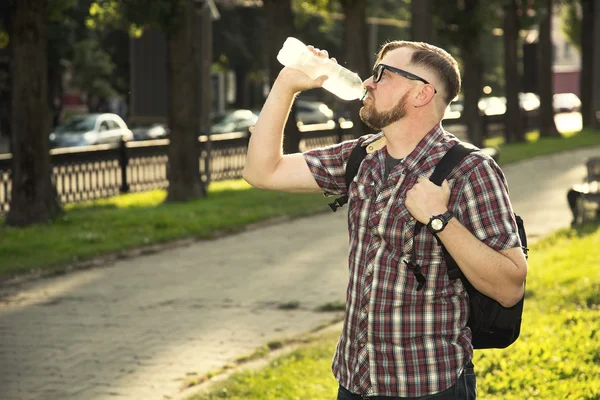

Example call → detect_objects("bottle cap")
277 37 307 67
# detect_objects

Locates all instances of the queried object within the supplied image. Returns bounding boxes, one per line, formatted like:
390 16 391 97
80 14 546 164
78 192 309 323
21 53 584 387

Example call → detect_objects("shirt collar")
360 123 446 171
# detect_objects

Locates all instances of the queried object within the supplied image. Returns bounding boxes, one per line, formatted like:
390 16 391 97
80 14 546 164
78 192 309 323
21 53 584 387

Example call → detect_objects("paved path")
1 146 599 400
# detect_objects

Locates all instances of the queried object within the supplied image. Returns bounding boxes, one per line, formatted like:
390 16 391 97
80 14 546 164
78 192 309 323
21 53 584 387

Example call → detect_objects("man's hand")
276 46 332 94
405 177 451 224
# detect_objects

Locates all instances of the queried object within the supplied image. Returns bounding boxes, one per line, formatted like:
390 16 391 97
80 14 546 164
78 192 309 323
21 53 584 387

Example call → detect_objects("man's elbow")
499 282 525 308
499 257 528 307
242 168 259 188
243 167 268 190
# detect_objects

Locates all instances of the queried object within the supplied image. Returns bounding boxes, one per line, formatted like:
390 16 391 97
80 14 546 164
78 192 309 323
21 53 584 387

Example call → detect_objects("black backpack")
329 141 529 350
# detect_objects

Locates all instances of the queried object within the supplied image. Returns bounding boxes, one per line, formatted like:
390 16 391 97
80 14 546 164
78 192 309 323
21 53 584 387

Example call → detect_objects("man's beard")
359 91 410 130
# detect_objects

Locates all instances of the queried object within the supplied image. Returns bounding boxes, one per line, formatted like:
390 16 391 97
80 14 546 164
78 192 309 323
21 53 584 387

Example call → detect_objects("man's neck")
383 115 440 159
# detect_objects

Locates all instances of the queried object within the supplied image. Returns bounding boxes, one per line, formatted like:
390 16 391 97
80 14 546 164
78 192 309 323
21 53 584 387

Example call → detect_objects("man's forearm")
243 81 296 186
436 218 526 307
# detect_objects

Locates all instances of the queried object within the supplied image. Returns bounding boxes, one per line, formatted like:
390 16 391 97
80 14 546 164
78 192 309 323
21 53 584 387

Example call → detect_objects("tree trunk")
580 0 594 128
166 0 206 202
0 6 13 152
264 0 301 154
503 0 525 143
591 0 600 129
233 66 249 109
6 0 62 227
537 1 560 138
460 0 485 147
340 0 369 138
411 0 433 43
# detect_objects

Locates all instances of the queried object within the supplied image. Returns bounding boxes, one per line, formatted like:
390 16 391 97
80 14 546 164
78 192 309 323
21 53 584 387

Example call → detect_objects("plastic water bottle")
277 37 364 101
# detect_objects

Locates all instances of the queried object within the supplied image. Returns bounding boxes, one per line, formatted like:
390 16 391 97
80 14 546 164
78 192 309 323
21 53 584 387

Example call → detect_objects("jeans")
336 361 476 400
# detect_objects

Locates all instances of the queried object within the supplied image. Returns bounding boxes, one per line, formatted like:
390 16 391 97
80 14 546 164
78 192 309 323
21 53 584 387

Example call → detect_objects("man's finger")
441 179 450 193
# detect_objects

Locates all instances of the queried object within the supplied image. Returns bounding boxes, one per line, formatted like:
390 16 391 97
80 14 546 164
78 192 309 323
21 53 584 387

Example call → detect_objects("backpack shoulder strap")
429 143 476 185
414 143 476 230
329 137 386 212
345 143 368 190
407 142 477 289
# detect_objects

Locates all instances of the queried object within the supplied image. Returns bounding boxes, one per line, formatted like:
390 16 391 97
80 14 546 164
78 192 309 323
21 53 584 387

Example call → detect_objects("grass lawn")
0 181 330 278
1 128 599 279
186 222 600 400
484 128 600 165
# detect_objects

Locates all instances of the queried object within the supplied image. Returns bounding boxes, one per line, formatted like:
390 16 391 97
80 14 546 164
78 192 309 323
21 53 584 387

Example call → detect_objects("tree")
212 4 265 109
263 0 303 154
411 0 433 43
537 0 560 137
164 0 207 201
92 0 207 201
503 0 525 143
437 0 487 147
591 0 600 130
580 0 595 128
339 0 370 138
5 0 62 226
70 38 117 108
561 0 581 50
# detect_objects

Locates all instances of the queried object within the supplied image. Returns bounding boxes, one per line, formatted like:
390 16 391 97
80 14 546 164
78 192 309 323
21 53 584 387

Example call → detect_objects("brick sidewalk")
1 146 599 400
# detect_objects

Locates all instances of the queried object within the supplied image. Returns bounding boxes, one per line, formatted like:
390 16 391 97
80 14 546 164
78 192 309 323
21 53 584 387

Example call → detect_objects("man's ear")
414 85 436 107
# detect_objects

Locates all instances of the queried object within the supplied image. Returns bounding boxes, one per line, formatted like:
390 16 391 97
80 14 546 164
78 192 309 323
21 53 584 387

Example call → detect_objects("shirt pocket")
385 173 419 251
385 200 413 250
347 178 374 228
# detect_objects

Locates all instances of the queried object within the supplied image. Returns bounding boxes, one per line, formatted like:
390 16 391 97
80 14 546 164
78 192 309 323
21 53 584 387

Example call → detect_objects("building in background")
552 12 580 96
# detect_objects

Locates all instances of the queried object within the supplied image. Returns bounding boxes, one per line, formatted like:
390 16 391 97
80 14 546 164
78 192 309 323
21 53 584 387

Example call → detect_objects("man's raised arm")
242 49 330 193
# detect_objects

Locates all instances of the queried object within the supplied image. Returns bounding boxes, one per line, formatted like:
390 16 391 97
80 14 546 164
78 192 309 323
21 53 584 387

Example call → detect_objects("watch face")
431 218 444 231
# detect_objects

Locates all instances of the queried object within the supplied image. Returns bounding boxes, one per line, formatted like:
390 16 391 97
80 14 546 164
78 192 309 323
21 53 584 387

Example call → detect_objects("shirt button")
360 342 365 348
366 270 372 276
376 209 382 215
370 182 375 186
362 308 368 314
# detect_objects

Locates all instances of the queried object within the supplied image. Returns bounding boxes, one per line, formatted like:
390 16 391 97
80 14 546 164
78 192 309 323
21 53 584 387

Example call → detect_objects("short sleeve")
303 138 361 196
456 158 521 250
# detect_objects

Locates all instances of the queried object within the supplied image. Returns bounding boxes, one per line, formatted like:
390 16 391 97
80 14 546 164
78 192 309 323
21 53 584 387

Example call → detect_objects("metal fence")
0 113 539 214
0 124 354 213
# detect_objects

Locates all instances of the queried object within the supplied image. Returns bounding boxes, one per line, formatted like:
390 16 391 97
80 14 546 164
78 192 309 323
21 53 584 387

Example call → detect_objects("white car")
553 93 581 113
50 113 134 148
295 100 335 126
210 109 259 135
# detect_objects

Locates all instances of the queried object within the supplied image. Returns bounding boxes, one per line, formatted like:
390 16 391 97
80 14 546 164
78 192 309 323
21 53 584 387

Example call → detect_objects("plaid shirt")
304 124 520 397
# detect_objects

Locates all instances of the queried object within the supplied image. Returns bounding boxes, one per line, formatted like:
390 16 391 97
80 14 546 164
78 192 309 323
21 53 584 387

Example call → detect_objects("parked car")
519 92 541 113
50 113 133 148
443 97 463 120
210 109 259 135
131 124 169 141
478 96 507 116
477 92 540 118
295 100 335 126
553 93 581 113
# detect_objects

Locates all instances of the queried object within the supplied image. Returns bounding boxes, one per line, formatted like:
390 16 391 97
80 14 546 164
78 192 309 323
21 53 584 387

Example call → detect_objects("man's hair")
375 41 461 105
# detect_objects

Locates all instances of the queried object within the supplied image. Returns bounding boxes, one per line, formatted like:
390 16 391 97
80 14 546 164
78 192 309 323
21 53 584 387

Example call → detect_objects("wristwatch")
427 210 454 234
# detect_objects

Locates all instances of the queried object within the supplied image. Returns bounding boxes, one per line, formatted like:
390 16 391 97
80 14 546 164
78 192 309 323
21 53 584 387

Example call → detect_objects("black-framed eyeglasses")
373 63 437 94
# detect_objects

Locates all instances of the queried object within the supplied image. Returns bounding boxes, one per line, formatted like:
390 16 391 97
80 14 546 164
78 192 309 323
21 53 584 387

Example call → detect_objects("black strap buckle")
328 195 348 212
404 260 426 291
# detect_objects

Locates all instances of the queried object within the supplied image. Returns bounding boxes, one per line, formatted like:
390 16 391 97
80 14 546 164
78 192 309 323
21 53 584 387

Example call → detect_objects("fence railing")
0 123 354 213
0 113 539 214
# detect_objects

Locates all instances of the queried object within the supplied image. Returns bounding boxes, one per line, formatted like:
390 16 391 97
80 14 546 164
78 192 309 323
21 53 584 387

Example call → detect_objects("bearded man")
242 41 527 400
